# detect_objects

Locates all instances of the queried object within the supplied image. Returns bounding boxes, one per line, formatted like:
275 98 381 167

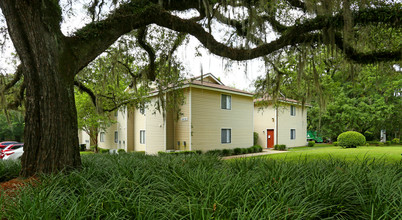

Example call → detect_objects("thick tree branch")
69 0 203 74
1 65 23 94
136 27 156 81
334 33 402 63
153 6 401 62
74 80 97 107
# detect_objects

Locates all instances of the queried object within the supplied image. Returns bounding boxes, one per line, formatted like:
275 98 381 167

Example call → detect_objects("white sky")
0 2 267 91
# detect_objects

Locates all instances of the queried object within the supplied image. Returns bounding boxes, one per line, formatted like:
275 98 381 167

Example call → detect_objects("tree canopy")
0 0 401 176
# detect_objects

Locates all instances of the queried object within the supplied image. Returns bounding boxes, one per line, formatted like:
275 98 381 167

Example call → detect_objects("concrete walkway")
222 148 289 160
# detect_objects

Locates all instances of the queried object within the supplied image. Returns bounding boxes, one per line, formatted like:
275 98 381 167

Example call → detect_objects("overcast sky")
0 1 267 91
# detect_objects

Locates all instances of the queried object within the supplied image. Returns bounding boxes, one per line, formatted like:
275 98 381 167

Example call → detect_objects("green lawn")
262 144 402 163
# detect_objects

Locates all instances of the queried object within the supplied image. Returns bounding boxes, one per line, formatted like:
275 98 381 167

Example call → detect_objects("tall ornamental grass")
1 153 401 219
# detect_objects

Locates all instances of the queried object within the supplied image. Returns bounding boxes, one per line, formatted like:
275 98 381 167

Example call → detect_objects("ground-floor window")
290 129 296 140
221 128 231 143
140 130 146 144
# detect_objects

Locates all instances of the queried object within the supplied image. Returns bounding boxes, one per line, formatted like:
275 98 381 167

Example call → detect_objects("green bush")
391 138 400 144
253 132 259 145
385 141 391 146
308 141 315 147
337 131 366 148
379 142 384 147
274 144 286 151
333 142 338 146
233 148 242 155
254 145 263 152
99 148 109 154
159 151 197 156
241 148 248 154
206 149 223 156
117 149 126 153
196 150 202 155
79 144 86 151
222 149 234 156
90 145 97 151
247 147 254 153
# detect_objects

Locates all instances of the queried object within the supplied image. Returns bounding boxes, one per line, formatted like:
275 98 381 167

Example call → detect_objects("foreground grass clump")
0 159 20 182
1 154 401 219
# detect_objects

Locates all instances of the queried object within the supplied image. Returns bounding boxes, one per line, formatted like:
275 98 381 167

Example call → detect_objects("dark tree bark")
0 1 81 176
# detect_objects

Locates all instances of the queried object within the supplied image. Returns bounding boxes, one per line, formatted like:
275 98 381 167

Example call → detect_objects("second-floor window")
290 105 296 116
100 132 105 142
221 94 231 110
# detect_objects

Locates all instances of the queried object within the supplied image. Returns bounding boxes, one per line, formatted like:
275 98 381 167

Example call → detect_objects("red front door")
267 129 274 148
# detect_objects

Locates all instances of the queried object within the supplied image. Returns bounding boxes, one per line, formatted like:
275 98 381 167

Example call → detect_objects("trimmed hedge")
158 151 197 156
333 142 338 146
308 141 315 147
118 149 126 153
99 148 109 154
337 131 366 148
274 144 286 151
205 145 263 157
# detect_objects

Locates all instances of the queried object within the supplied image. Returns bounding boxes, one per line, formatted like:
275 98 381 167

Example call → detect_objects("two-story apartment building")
254 97 308 148
87 74 254 154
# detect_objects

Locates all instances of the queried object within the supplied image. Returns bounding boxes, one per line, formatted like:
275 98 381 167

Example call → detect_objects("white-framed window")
114 131 118 143
100 132 105 142
221 94 231 110
221 129 231 144
290 105 296 116
140 130 146 144
290 129 296 140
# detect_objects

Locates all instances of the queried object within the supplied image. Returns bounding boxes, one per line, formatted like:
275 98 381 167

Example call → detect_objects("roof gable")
192 73 223 85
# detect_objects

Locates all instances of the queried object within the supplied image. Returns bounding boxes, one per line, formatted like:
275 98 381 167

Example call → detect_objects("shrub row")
206 145 263 157
158 150 202 156
274 144 286 151
308 141 315 147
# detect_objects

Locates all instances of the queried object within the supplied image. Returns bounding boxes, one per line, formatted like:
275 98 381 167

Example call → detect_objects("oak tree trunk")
0 1 81 177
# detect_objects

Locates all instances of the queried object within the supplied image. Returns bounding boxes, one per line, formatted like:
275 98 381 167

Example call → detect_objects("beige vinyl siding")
116 107 134 152
277 104 308 147
191 87 253 151
98 114 117 149
253 105 276 148
78 130 90 149
126 109 134 152
203 76 219 84
145 98 165 154
174 88 190 151
133 107 146 152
